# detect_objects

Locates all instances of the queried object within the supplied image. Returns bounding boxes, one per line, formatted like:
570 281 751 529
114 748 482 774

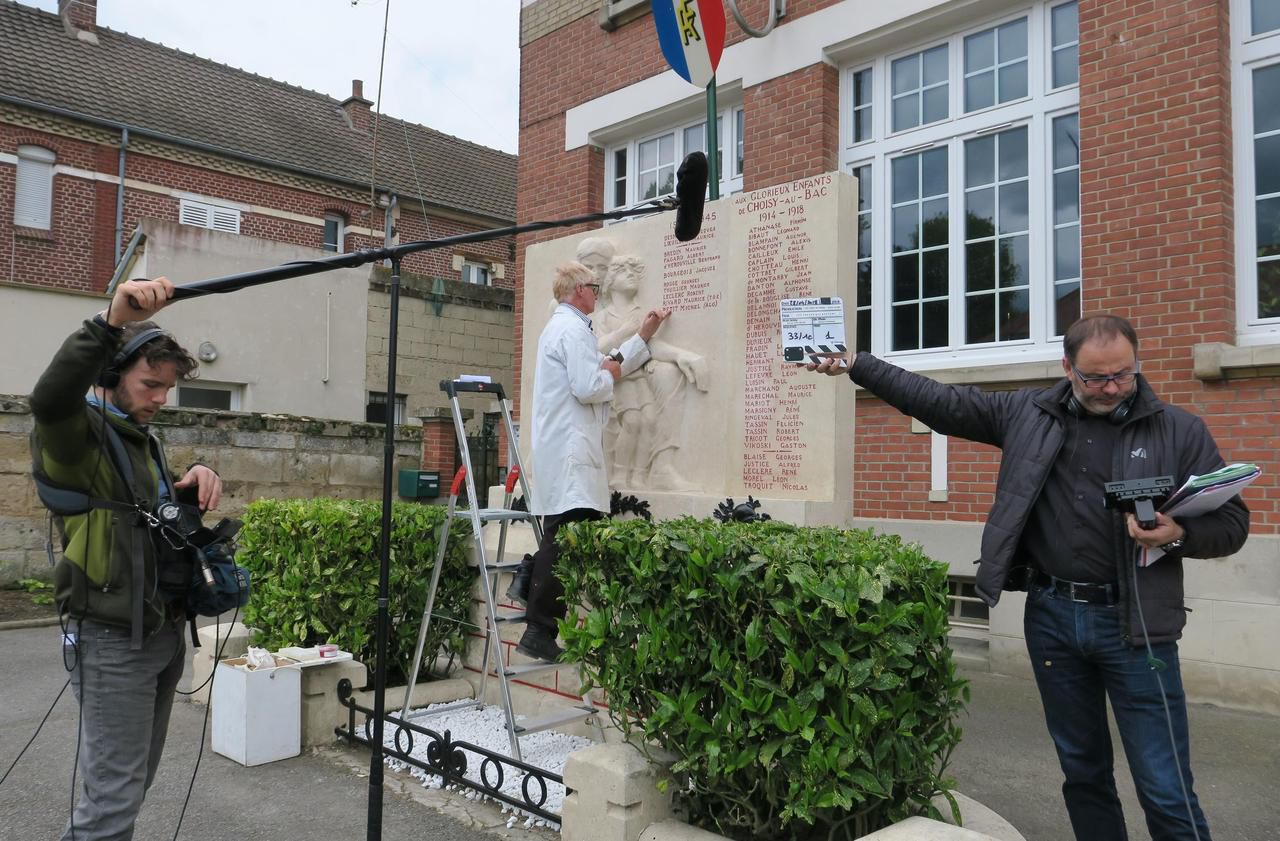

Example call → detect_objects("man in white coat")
511 261 670 662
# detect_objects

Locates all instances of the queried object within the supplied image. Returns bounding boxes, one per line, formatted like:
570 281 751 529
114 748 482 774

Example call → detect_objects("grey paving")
2 622 1276 841
0 624 546 841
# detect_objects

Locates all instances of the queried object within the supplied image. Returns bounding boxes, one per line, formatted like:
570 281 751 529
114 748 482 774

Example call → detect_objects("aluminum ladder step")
456 507 533 523
502 659 577 679
513 705 597 736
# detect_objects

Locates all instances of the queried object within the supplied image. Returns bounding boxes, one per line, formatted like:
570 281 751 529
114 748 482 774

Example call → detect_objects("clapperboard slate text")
780 297 847 364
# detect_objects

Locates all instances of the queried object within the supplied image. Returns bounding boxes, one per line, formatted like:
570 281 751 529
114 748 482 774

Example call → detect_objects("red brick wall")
2 124 512 294
743 63 840 192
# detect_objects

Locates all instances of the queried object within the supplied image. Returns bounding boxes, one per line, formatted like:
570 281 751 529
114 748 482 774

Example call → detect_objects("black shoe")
516 625 564 663
504 556 534 607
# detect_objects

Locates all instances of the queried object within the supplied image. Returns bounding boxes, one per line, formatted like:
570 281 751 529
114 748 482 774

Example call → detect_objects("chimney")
59 0 99 43
341 79 373 133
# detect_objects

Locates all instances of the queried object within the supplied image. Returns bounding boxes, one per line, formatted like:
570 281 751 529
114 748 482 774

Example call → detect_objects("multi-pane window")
1051 114 1082 334
1051 2 1080 88
14 145 55 230
851 69 873 143
177 383 241 411
605 106 746 208
963 127 1030 344
891 45 948 132
843 2 1081 361
366 392 406 425
1236 0 1280 333
323 214 344 253
1254 65 1280 319
682 116 722 176
638 132 676 201
853 164 873 353
735 109 745 175
891 148 949 350
612 149 628 209
1254 0 1280 36
461 260 492 286
964 18 1028 112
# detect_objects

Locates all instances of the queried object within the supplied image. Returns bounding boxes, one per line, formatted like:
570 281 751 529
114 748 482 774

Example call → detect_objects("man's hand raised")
638 308 672 343
106 278 176 326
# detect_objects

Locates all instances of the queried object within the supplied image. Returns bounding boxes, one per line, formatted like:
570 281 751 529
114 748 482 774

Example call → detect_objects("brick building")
0 0 518 428
517 0 1279 711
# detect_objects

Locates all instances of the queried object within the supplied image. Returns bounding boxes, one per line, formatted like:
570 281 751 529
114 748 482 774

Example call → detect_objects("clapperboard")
780 297 848 364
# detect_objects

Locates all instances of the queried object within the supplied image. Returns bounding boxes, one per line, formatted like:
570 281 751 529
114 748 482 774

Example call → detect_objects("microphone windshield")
673 151 708 242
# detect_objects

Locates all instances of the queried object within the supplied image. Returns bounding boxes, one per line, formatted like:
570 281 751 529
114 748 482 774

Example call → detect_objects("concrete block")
857 816 998 840
299 658 370 747
188 622 252 705
561 743 675 841
638 821 728 841
353 677 473 715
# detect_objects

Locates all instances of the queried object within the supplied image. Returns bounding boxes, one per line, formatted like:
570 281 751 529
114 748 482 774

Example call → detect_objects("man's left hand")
175 464 222 511
1126 511 1184 548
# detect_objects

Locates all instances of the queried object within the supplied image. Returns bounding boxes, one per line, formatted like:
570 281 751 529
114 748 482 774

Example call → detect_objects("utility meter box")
211 656 301 766
398 469 440 499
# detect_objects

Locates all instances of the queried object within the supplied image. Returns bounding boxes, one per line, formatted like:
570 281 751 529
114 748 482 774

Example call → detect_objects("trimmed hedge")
236 498 473 685
558 518 968 840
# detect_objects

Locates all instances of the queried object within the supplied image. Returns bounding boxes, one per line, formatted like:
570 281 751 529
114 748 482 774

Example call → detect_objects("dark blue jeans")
1023 583 1211 841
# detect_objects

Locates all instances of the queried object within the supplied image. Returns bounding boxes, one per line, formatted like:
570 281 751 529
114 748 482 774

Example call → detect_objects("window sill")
598 0 649 32
14 225 55 242
1193 342 1280 381
852 356 1063 393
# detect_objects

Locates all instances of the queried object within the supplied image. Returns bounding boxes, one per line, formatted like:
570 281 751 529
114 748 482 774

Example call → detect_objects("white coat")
529 303 649 516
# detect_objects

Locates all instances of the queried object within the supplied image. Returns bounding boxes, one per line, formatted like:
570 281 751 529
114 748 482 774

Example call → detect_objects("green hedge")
558 518 968 841
236 498 473 685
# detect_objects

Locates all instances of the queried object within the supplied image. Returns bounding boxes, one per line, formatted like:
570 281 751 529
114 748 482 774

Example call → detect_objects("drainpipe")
114 127 128 260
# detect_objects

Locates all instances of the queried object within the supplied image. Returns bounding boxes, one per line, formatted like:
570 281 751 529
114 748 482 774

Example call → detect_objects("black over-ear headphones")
1064 388 1137 425
97 327 168 389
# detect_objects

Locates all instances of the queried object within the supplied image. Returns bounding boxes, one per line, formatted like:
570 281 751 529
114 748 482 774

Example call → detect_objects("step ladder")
398 379 603 761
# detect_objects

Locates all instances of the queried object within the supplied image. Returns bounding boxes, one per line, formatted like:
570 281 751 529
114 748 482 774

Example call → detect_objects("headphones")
1064 388 1137 425
97 327 169 389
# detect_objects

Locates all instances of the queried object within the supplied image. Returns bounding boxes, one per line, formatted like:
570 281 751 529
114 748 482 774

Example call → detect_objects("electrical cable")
0 675 69 787
170 601 241 841
1129 545 1202 841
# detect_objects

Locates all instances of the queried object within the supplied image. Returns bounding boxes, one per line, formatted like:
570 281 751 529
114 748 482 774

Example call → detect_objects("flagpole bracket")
727 0 785 38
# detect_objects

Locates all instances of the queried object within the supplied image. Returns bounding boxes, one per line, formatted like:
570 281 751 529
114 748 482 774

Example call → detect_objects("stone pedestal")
189 621 251 704
561 743 675 841
300 658 369 747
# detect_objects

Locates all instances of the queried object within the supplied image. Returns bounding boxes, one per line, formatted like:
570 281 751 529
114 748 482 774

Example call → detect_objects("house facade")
1 0 518 424
516 0 1280 712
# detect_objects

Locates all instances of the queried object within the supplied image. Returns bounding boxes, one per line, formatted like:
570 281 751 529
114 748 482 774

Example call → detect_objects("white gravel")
382 701 596 831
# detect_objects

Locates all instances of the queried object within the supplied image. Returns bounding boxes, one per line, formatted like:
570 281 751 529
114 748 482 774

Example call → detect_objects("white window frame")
839 1 1079 370
179 198 241 234
1232 0 1280 344
604 104 746 210
461 259 492 286
15 145 55 230
173 381 243 411
323 214 345 253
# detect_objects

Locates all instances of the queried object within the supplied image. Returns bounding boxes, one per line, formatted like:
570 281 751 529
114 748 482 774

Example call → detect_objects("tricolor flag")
651 0 726 89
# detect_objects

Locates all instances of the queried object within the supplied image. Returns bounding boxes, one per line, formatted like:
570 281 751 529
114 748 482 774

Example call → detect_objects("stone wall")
367 266 516 424
1 395 422 585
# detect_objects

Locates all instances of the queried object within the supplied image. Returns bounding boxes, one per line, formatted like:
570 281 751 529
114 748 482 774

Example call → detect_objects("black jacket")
849 353 1250 645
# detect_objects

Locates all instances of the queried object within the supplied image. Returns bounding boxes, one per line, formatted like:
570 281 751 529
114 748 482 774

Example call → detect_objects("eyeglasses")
583 283 601 295
1072 364 1140 389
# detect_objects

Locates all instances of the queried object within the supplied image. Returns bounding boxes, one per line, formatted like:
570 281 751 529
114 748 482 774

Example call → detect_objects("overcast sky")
29 0 521 153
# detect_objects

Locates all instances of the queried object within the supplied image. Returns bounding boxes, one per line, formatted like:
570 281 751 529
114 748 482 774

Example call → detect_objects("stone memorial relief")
521 171 856 525
582 239 710 490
